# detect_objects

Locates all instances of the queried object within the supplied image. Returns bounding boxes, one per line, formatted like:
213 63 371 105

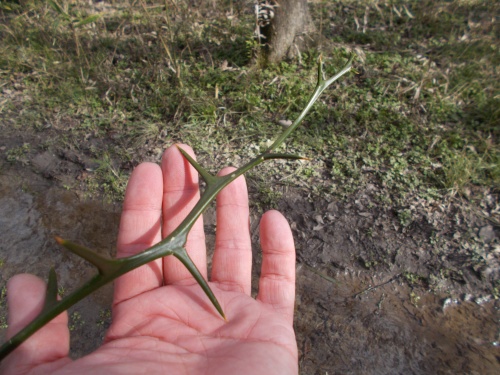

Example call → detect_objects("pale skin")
0 144 298 375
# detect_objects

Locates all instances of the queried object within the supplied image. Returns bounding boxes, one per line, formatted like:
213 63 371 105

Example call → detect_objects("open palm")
1 145 298 375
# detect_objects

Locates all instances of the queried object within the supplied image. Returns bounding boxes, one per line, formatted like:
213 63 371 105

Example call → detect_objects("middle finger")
161 144 207 285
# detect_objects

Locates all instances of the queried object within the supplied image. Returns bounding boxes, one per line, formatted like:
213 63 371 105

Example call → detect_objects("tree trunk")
260 0 315 65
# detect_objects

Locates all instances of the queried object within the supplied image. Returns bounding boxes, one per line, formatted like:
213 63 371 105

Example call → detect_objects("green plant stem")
0 57 353 362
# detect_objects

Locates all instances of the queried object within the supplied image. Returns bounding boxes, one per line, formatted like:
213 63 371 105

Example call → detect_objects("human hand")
1 144 298 375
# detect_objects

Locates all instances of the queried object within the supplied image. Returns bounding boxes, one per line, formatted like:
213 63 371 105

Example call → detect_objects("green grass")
0 0 498 208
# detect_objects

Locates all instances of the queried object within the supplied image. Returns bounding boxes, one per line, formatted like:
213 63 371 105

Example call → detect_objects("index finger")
161 145 207 285
114 162 164 306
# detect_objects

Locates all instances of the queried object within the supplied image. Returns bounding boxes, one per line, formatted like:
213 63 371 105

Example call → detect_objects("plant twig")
0 56 354 361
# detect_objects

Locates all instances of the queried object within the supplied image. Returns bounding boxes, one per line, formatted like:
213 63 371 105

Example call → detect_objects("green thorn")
323 54 355 88
318 54 324 83
176 145 217 185
173 247 226 320
55 237 116 275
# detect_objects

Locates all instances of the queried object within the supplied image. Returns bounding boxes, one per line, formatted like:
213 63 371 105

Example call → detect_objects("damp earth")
0 157 498 374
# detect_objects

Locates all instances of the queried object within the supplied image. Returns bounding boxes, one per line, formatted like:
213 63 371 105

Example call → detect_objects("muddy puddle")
1 166 499 373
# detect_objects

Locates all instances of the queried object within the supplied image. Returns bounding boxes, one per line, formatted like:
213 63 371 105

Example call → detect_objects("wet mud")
0 166 120 357
0 163 499 373
295 271 499 374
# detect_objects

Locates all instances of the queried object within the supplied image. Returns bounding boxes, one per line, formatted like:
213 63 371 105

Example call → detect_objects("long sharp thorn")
324 54 355 88
318 54 324 84
55 237 116 275
176 145 216 185
173 247 226 320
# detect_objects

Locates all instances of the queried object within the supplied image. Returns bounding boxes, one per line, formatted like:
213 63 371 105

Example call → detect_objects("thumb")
1 274 71 374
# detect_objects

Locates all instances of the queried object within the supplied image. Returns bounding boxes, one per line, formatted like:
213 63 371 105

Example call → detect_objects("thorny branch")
0 55 354 361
